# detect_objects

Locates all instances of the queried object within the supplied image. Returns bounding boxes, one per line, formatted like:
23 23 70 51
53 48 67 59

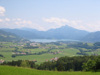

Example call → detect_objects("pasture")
0 66 100 75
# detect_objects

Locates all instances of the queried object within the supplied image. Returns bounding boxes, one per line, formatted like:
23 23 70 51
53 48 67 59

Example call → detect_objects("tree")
14 47 19 52
82 59 96 71
0 54 4 57
95 58 100 71
20 60 30 68
94 42 100 46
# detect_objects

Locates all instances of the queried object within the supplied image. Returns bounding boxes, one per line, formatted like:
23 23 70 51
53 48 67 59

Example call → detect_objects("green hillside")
0 66 100 75
0 30 26 42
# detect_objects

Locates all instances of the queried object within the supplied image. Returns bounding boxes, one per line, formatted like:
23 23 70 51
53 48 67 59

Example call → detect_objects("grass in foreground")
0 66 100 75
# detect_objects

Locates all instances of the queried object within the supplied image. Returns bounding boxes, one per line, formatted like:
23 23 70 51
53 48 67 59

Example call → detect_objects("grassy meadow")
0 66 100 75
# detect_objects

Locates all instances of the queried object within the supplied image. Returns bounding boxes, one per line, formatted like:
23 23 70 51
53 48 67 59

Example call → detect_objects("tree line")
1 55 100 72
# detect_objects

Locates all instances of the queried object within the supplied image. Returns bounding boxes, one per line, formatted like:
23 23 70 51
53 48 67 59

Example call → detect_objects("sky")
0 0 100 32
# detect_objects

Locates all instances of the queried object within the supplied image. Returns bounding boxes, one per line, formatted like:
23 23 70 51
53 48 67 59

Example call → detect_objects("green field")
0 42 80 64
0 66 100 75
0 42 99 64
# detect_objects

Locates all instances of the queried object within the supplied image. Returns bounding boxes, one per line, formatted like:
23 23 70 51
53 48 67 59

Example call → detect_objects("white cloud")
43 17 69 26
12 18 22 21
0 19 3 22
43 17 84 30
43 17 83 26
5 18 10 21
0 6 6 16
16 18 22 21
0 17 39 29
70 20 81 25
0 18 10 22
14 20 32 25
0 5 99 32
1 16 100 32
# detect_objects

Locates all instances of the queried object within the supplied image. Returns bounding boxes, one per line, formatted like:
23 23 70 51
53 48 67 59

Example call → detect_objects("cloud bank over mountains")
0 5 100 32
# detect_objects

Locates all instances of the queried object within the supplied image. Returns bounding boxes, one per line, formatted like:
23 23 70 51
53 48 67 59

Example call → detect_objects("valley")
0 41 100 64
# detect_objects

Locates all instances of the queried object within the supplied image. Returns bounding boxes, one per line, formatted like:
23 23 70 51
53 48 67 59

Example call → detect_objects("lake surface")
30 39 79 43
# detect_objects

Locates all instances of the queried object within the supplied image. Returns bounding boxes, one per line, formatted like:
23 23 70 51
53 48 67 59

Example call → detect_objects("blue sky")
0 0 100 32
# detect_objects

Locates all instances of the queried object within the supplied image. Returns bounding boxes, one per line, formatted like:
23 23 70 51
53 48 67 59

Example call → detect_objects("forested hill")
0 30 25 42
81 31 100 42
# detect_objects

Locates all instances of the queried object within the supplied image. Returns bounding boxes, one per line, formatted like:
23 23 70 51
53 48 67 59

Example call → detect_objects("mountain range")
0 25 100 42
1 25 89 39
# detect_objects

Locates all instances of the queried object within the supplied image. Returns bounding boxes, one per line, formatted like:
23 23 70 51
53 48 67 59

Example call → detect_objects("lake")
29 39 79 43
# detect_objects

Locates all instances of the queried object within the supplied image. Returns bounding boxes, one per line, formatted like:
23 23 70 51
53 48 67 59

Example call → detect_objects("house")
21 52 26 55
45 59 48 62
0 59 4 64
30 43 40 46
50 57 59 62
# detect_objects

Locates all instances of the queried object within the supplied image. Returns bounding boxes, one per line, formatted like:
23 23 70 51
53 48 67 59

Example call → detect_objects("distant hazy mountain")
81 31 100 42
43 25 89 39
0 30 23 42
18 27 39 32
1 29 42 39
1 25 89 40
2 25 100 42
